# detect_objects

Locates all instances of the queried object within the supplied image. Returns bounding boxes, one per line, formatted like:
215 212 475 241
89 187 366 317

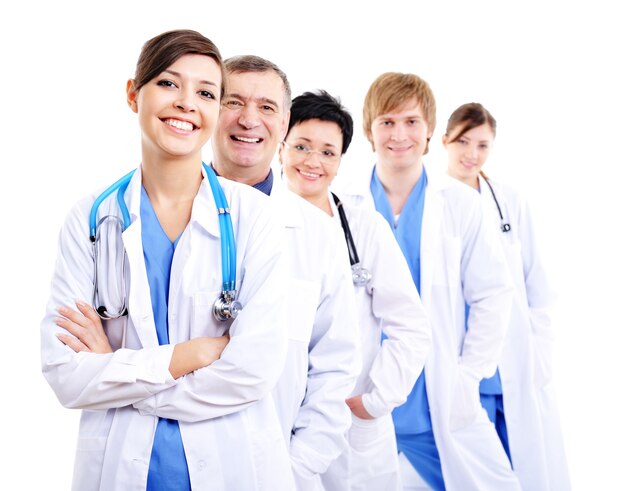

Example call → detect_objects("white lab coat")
478 175 570 490
320 194 432 491
41 165 295 491
269 184 361 491
337 163 520 491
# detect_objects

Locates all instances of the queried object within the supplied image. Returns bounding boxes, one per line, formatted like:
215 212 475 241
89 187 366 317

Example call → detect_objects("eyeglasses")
282 141 340 165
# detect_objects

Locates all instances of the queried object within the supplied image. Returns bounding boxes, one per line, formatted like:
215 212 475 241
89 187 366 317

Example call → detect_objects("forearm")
169 336 228 379
42 331 177 410
132 329 286 422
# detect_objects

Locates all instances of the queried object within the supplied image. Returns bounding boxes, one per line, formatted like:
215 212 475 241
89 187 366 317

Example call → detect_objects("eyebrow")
226 93 279 107
163 69 218 87
378 113 422 120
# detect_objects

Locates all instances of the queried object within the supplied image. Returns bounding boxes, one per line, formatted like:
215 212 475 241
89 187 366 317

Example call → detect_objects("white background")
1 1 624 489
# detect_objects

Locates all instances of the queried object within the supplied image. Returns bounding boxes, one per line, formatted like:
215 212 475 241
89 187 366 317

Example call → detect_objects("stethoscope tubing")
89 163 239 319
482 175 512 233
203 163 237 292
89 169 136 241
331 192 372 286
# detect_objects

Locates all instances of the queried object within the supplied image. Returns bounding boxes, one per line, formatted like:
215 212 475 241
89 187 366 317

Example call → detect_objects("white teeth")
233 136 261 143
300 170 321 178
165 119 194 131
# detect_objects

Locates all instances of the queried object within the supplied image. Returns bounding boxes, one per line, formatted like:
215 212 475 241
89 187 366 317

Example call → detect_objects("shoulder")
216 176 276 227
218 176 270 206
430 171 482 215
484 178 527 214
290 190 338 233
335 193 385 232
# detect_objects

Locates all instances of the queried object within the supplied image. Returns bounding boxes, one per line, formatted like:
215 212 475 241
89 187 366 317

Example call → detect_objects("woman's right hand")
169 335 230 379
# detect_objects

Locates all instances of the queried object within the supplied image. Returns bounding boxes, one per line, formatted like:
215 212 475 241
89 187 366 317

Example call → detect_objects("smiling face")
127 53 222 163
279 119 343 208
368 98 432 172
444 123 495 189
211 70 289 184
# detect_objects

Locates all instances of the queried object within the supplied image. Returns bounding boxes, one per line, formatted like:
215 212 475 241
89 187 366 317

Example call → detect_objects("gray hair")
224 55 291 110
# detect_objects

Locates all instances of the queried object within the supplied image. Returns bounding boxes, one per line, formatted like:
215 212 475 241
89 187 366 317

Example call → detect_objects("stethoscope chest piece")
332 192 373 287
213 291 242 321
90 163 242 322
483 176 512 234
352 263 372 286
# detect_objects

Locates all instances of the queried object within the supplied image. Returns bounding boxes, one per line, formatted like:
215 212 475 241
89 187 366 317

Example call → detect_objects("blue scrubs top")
211 163 274 196
371 167 431 434
141 187 192 491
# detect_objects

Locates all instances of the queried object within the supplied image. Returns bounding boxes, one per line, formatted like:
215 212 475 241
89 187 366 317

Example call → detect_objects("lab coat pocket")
73 436 107 491
73 408 114 489
449 365 481 431
192 290 229 338
250 423 294 490
286 279 320 343
349 413 394 452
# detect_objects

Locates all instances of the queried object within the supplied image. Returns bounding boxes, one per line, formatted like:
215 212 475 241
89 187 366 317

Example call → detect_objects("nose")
465 144 478 159
390 124 407 141
237 105 261 129
302 150 323 167
175 89 196 112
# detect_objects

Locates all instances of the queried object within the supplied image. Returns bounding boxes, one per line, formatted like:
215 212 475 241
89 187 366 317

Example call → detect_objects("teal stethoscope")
89 162 242 322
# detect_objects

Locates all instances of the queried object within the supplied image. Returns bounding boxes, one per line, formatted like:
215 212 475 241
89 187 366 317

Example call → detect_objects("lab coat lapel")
419 180 439 310
167 170 221 344
122 167 160 349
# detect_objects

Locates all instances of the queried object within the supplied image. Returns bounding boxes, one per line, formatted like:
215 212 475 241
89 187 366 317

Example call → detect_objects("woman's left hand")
56 301 113 354
346 395 375 420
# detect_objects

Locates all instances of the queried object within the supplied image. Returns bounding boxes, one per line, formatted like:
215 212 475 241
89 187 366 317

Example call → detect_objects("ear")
279 109 291 142
277 142 284 167
126 79 139 113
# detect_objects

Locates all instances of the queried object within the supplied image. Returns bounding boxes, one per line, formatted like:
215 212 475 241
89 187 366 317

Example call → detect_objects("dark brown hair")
133 29 223 95
445 102 496 143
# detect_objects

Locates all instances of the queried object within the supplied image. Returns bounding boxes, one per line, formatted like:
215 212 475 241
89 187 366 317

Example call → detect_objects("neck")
213 156 271 187
375 159 424 214
141 154 203 204
448 169 480 190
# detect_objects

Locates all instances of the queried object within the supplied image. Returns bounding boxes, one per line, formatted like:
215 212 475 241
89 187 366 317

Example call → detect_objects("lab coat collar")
191 164 221 238
339 160 450 200
125 165 143 228
125 163 220 238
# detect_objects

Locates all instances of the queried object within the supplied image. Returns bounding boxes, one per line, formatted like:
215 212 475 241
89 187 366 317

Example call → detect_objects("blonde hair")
363 72 436 153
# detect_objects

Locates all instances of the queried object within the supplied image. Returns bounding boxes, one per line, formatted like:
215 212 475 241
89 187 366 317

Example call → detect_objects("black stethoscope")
331 192 372 286
482 175 511 233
